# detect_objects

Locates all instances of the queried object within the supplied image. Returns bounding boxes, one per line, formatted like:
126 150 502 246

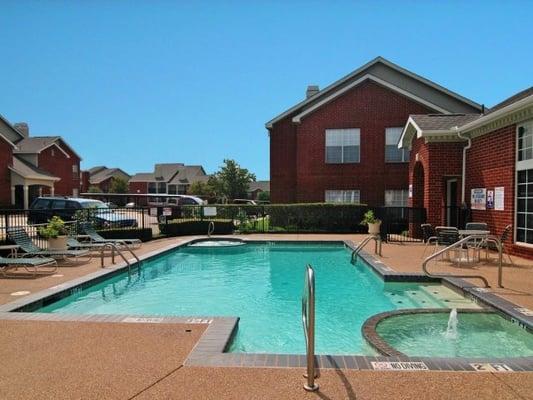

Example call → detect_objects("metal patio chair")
0 256 58 278
80 223 142 249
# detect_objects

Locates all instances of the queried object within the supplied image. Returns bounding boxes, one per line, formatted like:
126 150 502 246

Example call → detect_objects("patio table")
0 244 20 257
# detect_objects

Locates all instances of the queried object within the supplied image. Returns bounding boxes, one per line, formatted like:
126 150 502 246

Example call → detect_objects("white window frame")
515 120 533 247
325 190 361 203
384 189 409 207
325 128 360 164
385 127 410 163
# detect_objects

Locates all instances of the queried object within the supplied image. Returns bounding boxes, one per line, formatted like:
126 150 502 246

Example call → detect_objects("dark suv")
28 197 138 228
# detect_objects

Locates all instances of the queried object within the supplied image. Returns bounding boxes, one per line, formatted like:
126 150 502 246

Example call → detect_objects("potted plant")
39 216 68 250
361 210 381 235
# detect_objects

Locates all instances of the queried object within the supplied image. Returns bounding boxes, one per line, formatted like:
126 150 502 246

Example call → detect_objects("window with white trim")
325 190 360 203
385 127 409 162
385 189 409 207
517 121 533 245
325 129 360 163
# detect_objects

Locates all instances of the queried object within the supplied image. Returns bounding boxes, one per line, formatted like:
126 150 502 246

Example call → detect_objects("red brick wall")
128 181 148 205
465 125 524 255
270 118 297 203
0 138 14 206
80 171 90 193
270 80 432 205
38 140 81 196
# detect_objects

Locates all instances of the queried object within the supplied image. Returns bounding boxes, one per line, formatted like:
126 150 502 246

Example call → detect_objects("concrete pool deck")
0 234 532 399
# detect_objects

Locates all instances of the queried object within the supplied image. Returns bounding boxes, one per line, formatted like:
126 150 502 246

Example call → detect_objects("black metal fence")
0 207 150 249
160 204 427 242
1 204 429 249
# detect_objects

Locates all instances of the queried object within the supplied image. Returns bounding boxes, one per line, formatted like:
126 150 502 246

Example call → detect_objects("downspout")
454 127 471 205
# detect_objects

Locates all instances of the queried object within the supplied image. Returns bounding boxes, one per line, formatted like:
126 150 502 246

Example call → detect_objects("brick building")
81 166 131 193
129 163 209 201
0 116 82 208
400 87 533 258
266 57 482 206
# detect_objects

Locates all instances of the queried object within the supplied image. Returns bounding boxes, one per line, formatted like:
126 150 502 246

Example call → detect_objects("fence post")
141 208 145 230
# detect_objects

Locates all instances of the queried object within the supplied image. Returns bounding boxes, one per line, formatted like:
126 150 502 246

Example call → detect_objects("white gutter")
454 126 471 204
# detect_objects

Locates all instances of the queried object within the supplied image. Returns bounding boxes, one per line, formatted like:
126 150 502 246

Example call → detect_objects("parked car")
28 197 138 228
232 199 257 205
147 195 205 222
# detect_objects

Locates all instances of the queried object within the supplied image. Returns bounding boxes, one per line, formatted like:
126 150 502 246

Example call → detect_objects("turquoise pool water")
38 242 477 355
376 313 533 358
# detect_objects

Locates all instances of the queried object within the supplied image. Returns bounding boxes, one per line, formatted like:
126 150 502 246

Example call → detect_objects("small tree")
109 177 129 193
88 186 102 193
209 159 256 201
257 191 270 202
189 181 214 196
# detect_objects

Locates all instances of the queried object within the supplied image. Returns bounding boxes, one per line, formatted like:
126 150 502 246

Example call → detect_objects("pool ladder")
207 221 215 237
422 234 504 288
302 264 319 392
351 235 382 262
99 242 142 274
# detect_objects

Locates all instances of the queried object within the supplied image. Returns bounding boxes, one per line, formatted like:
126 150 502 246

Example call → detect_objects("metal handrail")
351 235 382 262
207 221 215 237
302 264 318 392
421 234 503 288
100 242 141 274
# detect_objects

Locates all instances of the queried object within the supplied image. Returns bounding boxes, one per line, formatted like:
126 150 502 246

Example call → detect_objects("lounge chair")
7 227 91 263
81 223 142 249
0 256 58 278
67 237 112 252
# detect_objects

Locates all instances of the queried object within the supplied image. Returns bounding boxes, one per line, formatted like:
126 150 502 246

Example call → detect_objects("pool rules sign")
471 188 487 210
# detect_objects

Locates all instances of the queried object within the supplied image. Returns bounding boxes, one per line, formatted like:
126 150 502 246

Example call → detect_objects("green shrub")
38 216 68 239
96 228 153 242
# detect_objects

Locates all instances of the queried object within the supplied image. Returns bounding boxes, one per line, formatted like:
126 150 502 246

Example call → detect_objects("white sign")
494 187 505 211
371 361 428 371
486 190 494 209
163 207 172 216
149 207 158 217
204 207 217 217
471 188 486 210
408 184 413 198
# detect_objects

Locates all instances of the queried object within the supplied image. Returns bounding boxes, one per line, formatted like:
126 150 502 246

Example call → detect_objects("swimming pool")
37 241 478 355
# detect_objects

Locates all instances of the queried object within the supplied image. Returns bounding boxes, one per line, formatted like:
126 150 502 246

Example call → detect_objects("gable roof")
89 167 131 184
248 180 270 192
0 113 25 147
168 165 207 185
88 165 107 175
9 156 60 181
487 86 533 114
266 56 483 129
14 136 82 160
128 172 156 183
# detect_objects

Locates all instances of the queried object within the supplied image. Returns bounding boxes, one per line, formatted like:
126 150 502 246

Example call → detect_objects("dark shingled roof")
14 136 60 153
487 86 533 114
410 114 482 131
248 181 270 192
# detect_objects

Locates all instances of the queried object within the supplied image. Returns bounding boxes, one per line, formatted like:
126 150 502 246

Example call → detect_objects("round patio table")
458 230 490 237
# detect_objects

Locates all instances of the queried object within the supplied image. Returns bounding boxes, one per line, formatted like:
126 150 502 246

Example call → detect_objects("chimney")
306 85 319 99
14 122 29 138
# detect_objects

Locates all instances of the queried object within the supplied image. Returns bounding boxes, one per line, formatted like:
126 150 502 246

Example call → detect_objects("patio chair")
420 223 437 259
433 226 469 266
500 224 515 266
67 237 113 252
6 227 91 263
80 223 142 249
0 256 58 278
465 222 489 260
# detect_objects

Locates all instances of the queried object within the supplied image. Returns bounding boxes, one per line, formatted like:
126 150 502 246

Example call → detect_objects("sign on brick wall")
494 187 505 211
471 188 486 210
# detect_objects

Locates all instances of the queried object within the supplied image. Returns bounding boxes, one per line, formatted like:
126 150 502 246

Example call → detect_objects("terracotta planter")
48 236 68 250
367 222 381 235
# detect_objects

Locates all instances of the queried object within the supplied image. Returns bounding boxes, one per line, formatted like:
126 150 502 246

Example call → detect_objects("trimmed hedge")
266 203 368 232
176 203 370 233
96 228 153 242
160 220 234 236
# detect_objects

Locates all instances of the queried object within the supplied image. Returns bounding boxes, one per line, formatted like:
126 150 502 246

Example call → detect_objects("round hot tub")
363 309 533 358
188 238 246 247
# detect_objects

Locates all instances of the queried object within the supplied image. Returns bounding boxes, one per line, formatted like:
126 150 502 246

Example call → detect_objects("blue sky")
1 1 532 180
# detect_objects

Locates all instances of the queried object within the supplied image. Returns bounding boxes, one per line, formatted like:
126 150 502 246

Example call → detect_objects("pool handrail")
351 234 382 262
421 234 503 288
207 221 215 238
99 241 141 274
302 264 318 392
